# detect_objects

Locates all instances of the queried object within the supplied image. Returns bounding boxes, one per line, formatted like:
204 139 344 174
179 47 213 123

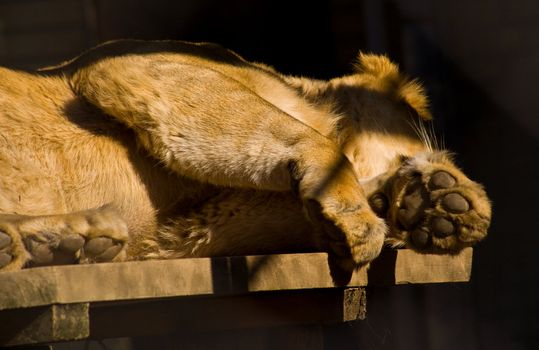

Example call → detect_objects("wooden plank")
0 288 361 346
89 288 362 339
367 248 473 285
0 249 472 311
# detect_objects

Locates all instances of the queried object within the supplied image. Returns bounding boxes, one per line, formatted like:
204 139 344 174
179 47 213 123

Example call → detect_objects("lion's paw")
305 199 386 273
24 233 125 266
0 224 31 272
25 207 127 266
380 157 491 252
0 205 128 271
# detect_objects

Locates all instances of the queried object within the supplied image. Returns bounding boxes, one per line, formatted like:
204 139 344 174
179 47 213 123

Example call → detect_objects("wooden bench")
0 248 472 348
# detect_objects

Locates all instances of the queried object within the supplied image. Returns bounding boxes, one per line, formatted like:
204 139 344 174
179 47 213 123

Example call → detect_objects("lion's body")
0 41 491 272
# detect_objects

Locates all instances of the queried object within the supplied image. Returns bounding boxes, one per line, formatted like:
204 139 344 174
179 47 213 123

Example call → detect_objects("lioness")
0 40 491 276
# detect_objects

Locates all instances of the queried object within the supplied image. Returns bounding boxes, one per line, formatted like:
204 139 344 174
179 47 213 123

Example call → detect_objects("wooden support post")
0 304 88 346
343 287 366 321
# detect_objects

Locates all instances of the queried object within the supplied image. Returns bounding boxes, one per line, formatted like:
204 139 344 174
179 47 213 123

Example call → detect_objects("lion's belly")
146 189 318 259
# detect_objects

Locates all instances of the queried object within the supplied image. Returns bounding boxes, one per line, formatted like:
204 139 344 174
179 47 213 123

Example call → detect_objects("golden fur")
0 40 491 274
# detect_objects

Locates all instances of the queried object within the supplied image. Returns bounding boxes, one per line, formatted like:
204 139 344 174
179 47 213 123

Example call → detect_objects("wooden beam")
0 249 472 346
0 248 472 311
0 288 363 346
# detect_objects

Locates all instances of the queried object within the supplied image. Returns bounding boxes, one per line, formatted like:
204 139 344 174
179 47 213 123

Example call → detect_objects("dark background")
1 0 538 349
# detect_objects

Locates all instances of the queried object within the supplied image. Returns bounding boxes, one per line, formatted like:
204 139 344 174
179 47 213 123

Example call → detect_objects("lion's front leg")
71 54 386 271
295 149 387 271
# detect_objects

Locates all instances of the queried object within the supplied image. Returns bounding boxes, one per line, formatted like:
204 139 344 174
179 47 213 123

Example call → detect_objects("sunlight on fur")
0 40 490 275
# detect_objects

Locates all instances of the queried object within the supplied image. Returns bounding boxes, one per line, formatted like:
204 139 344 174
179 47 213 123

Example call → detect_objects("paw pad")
0 253 11 268
369 193 389 217
25 234 79 266
24 233 124 266
58 234 85 253
411 228 429 248
0 231 11 250
31 243 55 265
429 171 456 189
0 231 13 268
442 193 469 213
393 170 481 250
396 179 430 229
431 217 455 237
84 237 123 262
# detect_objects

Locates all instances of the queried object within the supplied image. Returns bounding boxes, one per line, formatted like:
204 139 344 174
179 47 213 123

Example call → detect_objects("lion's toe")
83 237 124 262
0 231 13 268
428 171 456 190
58 233 85 253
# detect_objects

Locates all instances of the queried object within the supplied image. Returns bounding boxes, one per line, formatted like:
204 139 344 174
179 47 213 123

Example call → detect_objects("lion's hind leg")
370 152 491 252
0 204 128 271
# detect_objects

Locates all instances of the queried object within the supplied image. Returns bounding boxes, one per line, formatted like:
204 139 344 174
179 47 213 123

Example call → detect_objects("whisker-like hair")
440 132 446 150
428 119 439 150
406 110 446 152
407 113 433 151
